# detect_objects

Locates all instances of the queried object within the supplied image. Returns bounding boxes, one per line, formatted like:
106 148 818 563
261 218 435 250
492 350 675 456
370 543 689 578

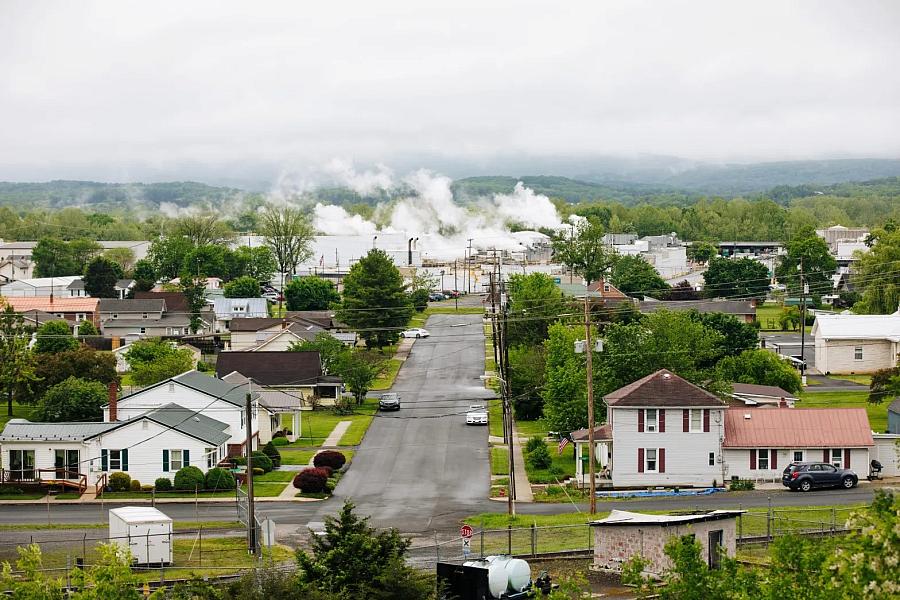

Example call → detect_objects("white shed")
109 506 173 565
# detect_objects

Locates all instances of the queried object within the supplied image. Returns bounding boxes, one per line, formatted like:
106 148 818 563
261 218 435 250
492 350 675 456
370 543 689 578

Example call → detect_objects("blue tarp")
596 487 726 498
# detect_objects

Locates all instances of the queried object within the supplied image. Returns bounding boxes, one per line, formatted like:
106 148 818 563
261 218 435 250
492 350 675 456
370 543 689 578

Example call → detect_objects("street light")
372 235 378 249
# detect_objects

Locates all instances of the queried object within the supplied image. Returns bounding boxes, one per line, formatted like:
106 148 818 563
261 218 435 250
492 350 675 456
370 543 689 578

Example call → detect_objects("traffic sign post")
460 525 473 539
462 537 471 556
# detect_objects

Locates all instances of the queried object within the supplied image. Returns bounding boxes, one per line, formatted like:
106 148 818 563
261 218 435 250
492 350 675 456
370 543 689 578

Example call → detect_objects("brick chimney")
778 397 787 408
108 382 118 421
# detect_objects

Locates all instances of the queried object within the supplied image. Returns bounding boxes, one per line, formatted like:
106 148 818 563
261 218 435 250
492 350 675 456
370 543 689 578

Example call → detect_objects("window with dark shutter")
844 449 850 469
771 449 777 470
638 448 644 473
703 409 710 432
682 410 689 432
750 449 756 470
659 448 666 473
162 449 169 472
658 410 665 432
638 409 644 432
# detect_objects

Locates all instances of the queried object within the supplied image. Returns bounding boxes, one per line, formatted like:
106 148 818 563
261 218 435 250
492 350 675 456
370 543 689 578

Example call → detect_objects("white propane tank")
482 556 532 596
464 559 507 598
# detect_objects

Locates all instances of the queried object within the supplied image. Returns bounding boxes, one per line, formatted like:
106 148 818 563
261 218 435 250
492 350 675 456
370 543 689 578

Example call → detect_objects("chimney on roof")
779 397 787 408
108 381 118 421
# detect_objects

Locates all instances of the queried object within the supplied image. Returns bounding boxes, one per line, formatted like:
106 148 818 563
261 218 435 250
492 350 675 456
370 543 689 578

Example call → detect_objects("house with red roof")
721 407 874 480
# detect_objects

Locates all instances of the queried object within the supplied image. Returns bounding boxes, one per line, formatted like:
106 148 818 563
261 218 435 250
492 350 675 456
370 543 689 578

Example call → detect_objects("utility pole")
245 393 258 556
467 238 473 293
499 273 516 516
584 296 597 515
799 258 807 387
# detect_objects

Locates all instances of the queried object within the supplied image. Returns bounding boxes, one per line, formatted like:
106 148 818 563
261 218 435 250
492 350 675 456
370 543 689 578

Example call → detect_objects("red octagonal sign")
460 525 474 538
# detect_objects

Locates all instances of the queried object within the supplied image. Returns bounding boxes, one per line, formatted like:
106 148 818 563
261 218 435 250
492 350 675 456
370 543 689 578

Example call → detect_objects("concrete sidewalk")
322 421 351 448
510 422 533 503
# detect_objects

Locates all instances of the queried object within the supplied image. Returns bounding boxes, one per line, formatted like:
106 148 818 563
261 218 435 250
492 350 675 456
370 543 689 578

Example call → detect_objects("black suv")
782 462 858 492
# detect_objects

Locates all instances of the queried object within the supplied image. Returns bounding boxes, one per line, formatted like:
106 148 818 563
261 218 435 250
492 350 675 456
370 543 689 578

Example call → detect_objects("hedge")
109 472 131 492
154 477 172 491
173 466 205 491
313 450 346 470
205 467 236 491
293 468 329 493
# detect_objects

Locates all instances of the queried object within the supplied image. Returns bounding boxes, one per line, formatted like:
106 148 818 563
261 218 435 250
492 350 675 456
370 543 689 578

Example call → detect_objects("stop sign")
460 525 474 538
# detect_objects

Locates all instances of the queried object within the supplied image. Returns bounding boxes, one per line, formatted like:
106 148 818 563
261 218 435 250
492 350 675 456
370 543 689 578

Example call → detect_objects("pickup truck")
466 405 488 425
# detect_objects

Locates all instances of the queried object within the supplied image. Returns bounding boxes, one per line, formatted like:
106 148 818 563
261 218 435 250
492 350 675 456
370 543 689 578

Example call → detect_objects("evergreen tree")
337 249 412 349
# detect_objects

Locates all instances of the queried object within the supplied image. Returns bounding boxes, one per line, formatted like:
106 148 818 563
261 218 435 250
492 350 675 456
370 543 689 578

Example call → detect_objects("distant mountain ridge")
1 158 899 211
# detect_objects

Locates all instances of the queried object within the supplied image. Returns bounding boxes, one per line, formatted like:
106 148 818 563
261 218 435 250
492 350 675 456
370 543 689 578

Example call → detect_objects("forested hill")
0 180 246 211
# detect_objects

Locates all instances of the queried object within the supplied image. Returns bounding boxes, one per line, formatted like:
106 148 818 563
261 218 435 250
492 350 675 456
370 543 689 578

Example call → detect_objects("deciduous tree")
285 276 340 311
854 227 900 314
0 305 37 417
551 219 615 285
715 349 802 394
34 320 79 354
776 227 837 301
703 256 770 301
506 272 568 346
223 275 261 298
609 255 670 298
260 205 315 312
35 376 107 422
289 333 349 375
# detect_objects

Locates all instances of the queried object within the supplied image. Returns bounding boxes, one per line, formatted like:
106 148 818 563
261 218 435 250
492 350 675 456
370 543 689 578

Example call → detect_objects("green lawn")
799 390 888 432
755 304 813 333
99 490 235 499
283 400 377 447
491 447 509 476
515 418 549 439
279 449 317 465
523 442 578 484
487 398 504 438
828 375 872 386
253 470 295 482
0 401 34 429
245 482 287 497
371 358 403 391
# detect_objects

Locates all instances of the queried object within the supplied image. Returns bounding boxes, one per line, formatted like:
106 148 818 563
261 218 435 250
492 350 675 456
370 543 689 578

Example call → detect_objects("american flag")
557 435 570 455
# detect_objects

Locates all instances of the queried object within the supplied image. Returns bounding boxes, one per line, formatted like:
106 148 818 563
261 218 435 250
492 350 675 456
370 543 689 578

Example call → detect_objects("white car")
466 405 488 425
400 328 430 338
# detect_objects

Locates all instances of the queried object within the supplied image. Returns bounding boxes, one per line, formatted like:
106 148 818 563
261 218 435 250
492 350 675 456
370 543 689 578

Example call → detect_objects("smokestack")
408 238 414 265
108 381 118 421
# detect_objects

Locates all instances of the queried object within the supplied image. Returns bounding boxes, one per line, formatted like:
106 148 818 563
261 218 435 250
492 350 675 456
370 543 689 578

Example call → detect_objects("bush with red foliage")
313 450 347 470
293 468 330 493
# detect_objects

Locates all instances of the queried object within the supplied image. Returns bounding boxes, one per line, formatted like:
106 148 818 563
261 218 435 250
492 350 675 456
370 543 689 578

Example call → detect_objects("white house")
212 298 268 332
0 276 81 297
813 313 900 374
604 370 727 488
721 407 874 480
229 318 325 350
0 403 231 490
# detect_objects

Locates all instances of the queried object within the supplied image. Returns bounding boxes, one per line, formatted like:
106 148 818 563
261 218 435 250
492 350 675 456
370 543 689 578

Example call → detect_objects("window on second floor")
690 409 702 432
645 409 658 433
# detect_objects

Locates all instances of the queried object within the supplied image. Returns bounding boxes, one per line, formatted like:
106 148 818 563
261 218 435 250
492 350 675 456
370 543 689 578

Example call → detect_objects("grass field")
0 401 34 430
755 304 813 332
488 398 503 438
279 449 317 465
491 447 509 476
828 375 872 386
283 399 378 447
371 358 403 391
515 418 549 439
800 390 888 432
253 470 295 482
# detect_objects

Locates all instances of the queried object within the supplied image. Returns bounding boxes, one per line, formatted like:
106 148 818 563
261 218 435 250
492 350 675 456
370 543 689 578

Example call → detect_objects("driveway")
760 332 815 368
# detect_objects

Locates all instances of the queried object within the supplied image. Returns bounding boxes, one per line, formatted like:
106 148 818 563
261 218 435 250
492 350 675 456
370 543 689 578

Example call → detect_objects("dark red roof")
571 424 613 441
215 351 323 386
723 408 873 448
604 369 724 408
134 291 189 313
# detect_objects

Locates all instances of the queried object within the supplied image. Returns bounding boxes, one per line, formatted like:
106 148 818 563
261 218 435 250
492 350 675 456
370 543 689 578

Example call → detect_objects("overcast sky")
1 1 898 184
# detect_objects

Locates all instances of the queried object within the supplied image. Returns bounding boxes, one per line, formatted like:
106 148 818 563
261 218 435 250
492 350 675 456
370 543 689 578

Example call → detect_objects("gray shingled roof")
0 420 118 441
171 370 255 406
142 403 230 445
99 298 166 313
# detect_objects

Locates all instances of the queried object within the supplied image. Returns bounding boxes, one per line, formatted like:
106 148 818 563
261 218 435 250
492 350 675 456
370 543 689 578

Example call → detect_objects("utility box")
109 507 173 565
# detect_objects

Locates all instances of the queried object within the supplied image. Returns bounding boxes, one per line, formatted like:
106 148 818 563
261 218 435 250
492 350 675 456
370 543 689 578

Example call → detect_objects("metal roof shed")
109 506 173 565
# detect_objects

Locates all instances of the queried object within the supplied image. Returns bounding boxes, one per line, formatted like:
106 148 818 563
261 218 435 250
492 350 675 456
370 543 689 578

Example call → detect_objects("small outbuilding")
109 506 173 565
590 510 742 576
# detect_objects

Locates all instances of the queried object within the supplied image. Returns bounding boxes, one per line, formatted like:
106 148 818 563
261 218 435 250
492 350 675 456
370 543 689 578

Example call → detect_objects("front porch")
570 424 613 489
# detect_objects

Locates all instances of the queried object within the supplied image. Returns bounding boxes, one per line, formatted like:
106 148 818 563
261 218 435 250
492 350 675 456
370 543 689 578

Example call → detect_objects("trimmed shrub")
154 477 172 492
232 456 247 466
318 465 334 477
250 451 273 473
173 466 205 491
129 479 142 492
526 444 553 470
525 436 546 454
271 437 289 446
0 487 24 496
262 441 281 467
729 479 755 491
313 450 346 470
205 467 236 491
293 468 329 493
109 472 131 492
141 485 154 492
252 467 265 476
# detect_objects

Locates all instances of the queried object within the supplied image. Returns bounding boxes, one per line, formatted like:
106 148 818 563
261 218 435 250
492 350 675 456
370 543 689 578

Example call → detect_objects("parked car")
466 405 488 425
429 292 446 301
261 290 279 303
782 462 858 492
401 328 430 338
378 393 400 411
442 290 460 298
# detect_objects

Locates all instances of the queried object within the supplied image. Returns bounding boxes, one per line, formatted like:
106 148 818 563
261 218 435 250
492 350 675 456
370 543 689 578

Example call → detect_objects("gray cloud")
0 0 898 183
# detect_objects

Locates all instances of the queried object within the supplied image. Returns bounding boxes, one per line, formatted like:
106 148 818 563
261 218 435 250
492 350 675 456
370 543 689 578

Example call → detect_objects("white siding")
611 407 725 487
106 382 254 446
96 420 218 485
872 436 900 477
0 440 97 476
724 447 870 481
815 338 898 374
